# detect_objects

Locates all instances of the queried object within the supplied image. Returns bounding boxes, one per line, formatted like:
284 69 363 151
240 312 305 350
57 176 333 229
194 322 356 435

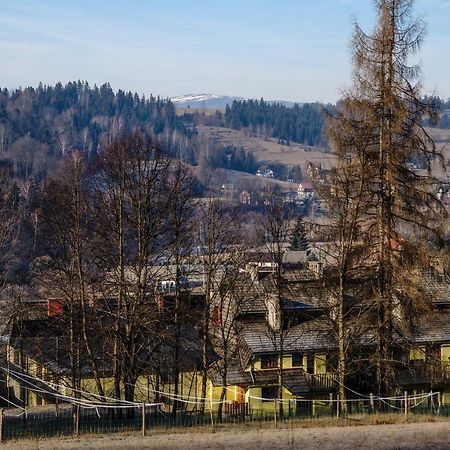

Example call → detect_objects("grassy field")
197 125 334 170
197 125 450 175
3 415 450 450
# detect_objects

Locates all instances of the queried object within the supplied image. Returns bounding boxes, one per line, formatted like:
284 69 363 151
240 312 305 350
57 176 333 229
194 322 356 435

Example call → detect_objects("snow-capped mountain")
171 93 303 110
170 94 244 109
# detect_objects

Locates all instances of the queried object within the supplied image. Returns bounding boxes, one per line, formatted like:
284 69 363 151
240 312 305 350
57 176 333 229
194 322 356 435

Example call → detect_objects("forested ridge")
0 81 188 181
221 97 450 146
224 99 327 147
2 81 450 184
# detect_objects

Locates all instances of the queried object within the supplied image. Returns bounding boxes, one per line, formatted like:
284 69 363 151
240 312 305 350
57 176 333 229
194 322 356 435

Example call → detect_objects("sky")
1 0 449 103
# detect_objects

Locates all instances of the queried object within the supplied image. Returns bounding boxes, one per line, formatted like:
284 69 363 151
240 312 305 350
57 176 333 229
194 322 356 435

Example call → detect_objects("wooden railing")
305 373 336 391
225 401 249 415
398 363 450 386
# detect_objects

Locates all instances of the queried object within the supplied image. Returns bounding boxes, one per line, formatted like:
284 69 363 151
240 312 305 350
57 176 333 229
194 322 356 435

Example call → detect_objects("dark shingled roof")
210 364 310 395
237 274 325 315
239 319 335 355
407 311 450 344
423 276 450 306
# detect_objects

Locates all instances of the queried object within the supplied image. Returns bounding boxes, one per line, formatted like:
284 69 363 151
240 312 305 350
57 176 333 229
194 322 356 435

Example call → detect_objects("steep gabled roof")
237 274 326 317
407 311 450 344
423 275 450 306
239 319 335 362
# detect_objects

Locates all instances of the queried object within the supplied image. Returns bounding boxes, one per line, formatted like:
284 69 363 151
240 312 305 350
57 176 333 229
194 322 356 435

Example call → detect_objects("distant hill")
171 94 244 110
3 82 449 186
171 94 302 110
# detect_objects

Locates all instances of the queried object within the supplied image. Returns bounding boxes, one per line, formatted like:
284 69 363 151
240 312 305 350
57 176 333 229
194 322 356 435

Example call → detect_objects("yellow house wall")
10 350 331 410
283 354 307 370
410 346 426 361
441 345 450 364
441 389 450 404
246 386 297 412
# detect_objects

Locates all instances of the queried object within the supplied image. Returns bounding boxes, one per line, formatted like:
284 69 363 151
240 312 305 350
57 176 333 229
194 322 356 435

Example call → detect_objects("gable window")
292 353 305 368
260 354 278 369
261 386 278 402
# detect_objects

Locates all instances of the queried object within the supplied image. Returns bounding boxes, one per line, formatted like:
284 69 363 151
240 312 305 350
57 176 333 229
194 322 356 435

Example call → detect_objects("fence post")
209 397 215 433
273 399 277 428
336 394 340 418
370 393 374 413
142 403 146 437
73 404 80 436
404 391 408 418
0 408 4 442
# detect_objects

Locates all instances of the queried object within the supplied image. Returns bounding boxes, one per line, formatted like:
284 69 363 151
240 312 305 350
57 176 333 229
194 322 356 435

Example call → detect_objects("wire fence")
0 397 447 442
0 366 446 442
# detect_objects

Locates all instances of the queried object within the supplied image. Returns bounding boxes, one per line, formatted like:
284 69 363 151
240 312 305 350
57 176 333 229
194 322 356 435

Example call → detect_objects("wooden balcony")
398 363 450 387
305 373 337 391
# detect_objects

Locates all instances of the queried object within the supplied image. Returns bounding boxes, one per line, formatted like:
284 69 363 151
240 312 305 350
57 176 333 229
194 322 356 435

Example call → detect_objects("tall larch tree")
342 0 445 393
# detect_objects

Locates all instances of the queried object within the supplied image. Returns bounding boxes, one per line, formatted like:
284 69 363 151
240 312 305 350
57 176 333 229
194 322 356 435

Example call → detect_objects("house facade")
4 261 450 415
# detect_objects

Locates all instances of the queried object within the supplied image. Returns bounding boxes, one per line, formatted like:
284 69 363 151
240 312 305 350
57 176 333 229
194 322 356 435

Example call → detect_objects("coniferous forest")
224 99 327 146
0 81 188 181
2 81 450 185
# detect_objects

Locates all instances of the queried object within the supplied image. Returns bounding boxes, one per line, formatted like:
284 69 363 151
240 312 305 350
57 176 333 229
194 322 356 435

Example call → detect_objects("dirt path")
2 421 450 450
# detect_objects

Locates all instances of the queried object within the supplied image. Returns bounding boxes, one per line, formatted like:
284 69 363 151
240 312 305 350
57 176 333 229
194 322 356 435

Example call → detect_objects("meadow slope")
3 420 450 450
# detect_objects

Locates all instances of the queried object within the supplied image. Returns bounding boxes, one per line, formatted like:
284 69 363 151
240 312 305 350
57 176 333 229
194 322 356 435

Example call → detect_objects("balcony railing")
398 363 450 386
305 373 336 391
225 401 249 415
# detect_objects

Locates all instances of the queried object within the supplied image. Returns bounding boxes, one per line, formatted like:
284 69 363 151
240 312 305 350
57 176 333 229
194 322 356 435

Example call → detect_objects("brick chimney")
47 298 64 317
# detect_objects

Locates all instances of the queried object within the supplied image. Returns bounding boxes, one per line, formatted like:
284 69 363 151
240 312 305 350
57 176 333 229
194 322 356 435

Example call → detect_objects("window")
314 354 327 374
441 345 450 364
292 353 305 368
260 354 278 369
410 346 426 361
261 386 278 402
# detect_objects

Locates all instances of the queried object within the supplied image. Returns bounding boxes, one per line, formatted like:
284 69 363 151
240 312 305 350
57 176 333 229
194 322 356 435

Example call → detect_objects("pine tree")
289 216 310 252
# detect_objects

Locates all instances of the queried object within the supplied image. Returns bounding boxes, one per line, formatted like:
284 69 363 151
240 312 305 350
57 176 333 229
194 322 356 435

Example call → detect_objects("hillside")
0 82 187 181
171 94 244 109
171 94 302 110
197 125 334 171
1 82 449 187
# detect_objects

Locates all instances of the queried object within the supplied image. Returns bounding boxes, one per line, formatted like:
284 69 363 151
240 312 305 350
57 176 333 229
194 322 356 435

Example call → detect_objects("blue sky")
1 0 449 102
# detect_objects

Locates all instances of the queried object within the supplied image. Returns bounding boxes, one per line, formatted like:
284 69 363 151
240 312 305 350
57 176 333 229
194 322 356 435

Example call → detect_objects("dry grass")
197 125 334 169
198 125 450 175
2 414 449 450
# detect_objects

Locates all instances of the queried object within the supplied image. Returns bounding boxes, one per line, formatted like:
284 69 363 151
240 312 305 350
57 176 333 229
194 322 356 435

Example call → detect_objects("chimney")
47 298 64 317
265 293 281 332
